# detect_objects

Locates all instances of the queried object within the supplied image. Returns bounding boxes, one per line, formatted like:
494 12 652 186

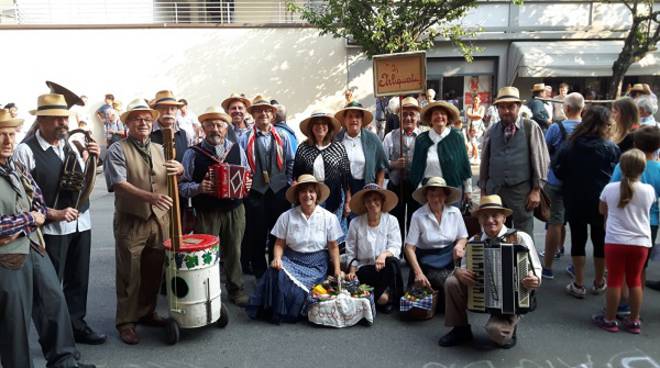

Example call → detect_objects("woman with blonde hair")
611 97 640 152
594 149 655 334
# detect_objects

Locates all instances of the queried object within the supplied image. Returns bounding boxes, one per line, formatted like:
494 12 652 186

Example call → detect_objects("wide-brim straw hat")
120 98 160 123
150 90 184 108
334 101 373 127
221 93 252 112
299 111 341 139
421 101 460 125
198 106 231 124
285 174 331 205
0 108 23 128
30 93 71 117
246 94 277 115
349 183 398 215
531 83 546 93
630 83 650 95
398 96 421 113
493 86 522 105
472 194 513 217
412 176 461 204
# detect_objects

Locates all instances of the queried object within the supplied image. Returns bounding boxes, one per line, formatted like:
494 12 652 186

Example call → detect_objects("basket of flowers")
307 277 376 328
399 287 438 320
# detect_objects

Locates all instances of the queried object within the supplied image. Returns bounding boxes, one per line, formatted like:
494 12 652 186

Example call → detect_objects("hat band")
253 100 270 105
496 95 520 100
478 203 507 211
132 105 150 110
37 104 68 111
154 97 178 104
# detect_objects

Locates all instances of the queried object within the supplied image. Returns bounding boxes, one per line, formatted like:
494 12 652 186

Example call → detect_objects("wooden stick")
162 128 183 252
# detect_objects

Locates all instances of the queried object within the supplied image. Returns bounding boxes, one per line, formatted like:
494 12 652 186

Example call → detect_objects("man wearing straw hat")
179 106 251 306
239 95 295 278
104 99 184 345
382 96 422 239
0 109 96 367
439 195 541 349
222 93 253 142
526 83 551 131
149 90 190 163
479 86 549 237
14 93 106 345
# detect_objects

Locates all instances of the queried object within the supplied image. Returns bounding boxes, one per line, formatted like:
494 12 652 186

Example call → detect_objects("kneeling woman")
246 175 343 323
404 177 468 305
345 184 403 313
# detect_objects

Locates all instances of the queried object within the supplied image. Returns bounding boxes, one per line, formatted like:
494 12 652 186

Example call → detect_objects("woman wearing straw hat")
403 177 468 309
334 101 388 215
409 101 472 205
246 175 343 323
293 111 350 227
345 184 403 313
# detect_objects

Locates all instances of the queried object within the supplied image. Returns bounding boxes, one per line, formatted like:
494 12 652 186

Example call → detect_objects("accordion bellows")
210 163 250 199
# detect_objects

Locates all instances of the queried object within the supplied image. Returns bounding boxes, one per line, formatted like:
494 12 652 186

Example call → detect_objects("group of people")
1 79 659 366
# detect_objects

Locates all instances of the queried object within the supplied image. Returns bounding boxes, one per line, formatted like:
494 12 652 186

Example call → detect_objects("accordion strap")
191 143 234 165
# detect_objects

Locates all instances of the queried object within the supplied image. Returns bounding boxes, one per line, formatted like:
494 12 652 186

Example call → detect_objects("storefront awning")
507 41 660 84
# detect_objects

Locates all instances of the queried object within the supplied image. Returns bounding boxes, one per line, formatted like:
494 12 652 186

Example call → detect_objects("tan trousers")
444 274 520 346
114 213 169 328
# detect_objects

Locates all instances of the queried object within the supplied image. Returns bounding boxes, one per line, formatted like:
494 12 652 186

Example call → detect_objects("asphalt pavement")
25 174 660 368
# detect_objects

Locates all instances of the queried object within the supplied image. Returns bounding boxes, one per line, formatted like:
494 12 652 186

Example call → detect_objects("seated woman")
246 174 343 324
404 177 468 309
345 184 403 313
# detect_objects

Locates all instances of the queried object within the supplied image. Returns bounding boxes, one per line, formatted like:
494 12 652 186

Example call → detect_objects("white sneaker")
565 282 586 299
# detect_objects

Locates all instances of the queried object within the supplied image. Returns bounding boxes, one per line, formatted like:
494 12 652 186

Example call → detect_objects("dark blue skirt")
246 249 328 324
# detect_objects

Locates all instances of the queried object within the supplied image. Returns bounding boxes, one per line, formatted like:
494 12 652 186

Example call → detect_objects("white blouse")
312 143 330 181
344 213 402 268
342 133 365 179
405 204 468 250
271 205 343 253
422 127 450 179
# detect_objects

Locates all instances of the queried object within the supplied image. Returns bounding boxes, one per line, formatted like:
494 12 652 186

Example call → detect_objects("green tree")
608 0 659 99
287 0 481 60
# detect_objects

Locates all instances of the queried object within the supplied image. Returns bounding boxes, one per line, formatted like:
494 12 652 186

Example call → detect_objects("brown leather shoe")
138 312 168 327
118 326 139 345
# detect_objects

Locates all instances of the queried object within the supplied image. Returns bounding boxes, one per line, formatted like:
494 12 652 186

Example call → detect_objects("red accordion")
209 163 250 199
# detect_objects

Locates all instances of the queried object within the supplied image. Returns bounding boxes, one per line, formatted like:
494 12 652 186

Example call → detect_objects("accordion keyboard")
467 243 485 311
516 252 530 308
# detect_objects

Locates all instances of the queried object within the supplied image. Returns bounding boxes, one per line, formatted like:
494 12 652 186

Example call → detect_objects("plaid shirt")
0 167 47 237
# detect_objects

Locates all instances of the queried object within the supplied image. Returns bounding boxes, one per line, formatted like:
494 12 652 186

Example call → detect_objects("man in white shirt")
439 195 541 349
176 98 200 145
14 93 106 345
383 96 422 239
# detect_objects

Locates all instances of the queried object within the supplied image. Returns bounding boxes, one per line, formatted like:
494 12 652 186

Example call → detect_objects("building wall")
0 27 377 139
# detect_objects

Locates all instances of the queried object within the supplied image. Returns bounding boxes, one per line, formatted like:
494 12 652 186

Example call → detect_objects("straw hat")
334 101 374 127
412 177 461 204
349 183 398 215
398 96 421 113
472 194 513 217
421 101 460 125
150 90 184 108
198 106 231 124
30 94 71 117
221 93 252 112
0 109 23 128
285 174 330 205
630 83 651 95
120 98 160 123
531 83 546 93
299 111 341 139
493 86 522 105
246 94 277 115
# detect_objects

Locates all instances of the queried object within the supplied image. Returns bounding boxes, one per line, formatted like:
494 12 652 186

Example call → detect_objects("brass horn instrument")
52 128 99 211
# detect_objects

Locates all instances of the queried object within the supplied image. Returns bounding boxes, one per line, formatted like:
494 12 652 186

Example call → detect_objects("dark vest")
250 129 289 194
487 121 532 192
24 136 89 212
151 128 188 163
191 142 242 212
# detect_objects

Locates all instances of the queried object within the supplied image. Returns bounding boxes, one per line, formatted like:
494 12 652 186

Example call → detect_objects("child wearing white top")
594 149 655 334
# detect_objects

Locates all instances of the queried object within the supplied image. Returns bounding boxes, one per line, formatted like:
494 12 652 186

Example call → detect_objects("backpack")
547 121 567 156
